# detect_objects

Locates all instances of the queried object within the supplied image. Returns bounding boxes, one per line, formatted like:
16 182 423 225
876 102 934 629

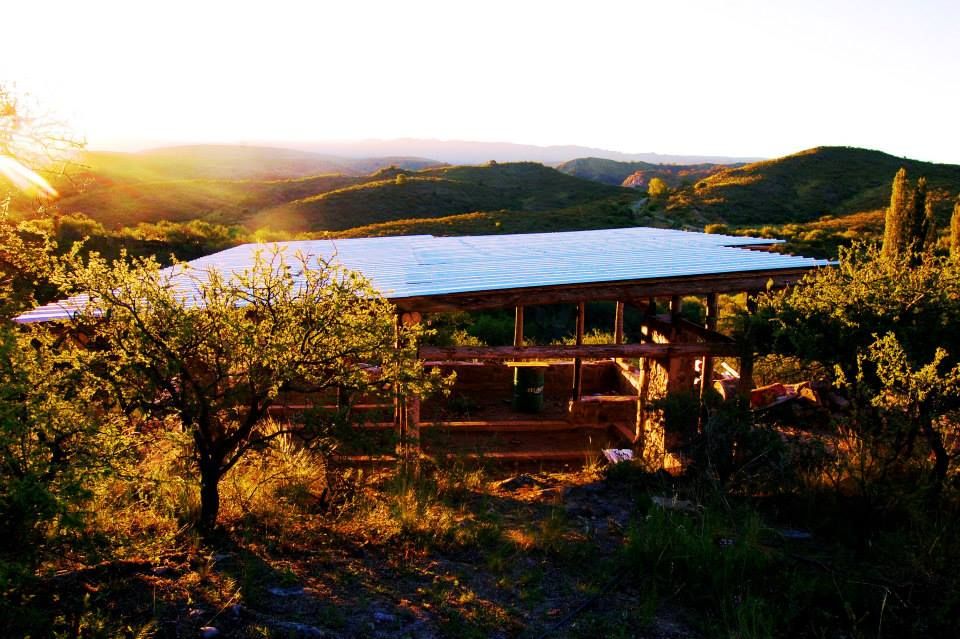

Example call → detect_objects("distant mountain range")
282 139 762 166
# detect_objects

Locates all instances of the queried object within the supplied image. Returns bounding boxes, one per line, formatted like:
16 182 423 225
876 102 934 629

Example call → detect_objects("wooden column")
699 293 719 426
738 295 757 400
573 302 585 400
669 295 682 325
700 293 718 393
614 301 624 345
514 305 524 348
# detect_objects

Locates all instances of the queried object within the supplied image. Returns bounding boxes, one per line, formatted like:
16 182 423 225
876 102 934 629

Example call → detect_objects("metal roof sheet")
15 227 832 323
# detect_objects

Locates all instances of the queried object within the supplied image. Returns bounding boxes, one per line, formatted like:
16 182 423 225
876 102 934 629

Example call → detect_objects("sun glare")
0 155 59 199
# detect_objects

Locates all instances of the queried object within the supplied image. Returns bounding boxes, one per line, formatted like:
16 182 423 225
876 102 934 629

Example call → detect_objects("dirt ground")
40 464 699 639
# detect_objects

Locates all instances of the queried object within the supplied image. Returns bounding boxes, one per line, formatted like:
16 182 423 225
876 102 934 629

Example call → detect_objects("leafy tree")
54 246 436 530
753 243 960 487
647 177 669 200
882 168 935 262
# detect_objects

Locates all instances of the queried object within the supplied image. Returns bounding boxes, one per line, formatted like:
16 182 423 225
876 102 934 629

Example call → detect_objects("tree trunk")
199 461 221 531
920 416 949 490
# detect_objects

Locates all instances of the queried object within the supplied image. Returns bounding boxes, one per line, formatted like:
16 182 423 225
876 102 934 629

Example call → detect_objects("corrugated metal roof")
15 227 832 323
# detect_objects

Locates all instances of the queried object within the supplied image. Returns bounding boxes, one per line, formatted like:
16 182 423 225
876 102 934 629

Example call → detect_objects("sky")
2 0 959 163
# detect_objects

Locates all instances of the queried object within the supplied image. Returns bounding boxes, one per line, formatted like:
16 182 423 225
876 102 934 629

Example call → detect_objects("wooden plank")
422 420 602 432
428 450 606 462
611 421 638 444
420 341 739 361
392 268 816 312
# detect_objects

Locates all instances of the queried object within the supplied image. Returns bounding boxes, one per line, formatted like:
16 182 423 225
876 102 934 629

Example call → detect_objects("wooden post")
738 294 757 400
670 295 682 325
699 293 718 428
514 305 524 348
614 301 624 345
573 301 585 400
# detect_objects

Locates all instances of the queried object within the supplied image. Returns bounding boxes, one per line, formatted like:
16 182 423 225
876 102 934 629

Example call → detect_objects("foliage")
752 243 960 486
951 197 960 262
54 245 438 529
646 177 669 200
0 326 128 588
882 168 936 262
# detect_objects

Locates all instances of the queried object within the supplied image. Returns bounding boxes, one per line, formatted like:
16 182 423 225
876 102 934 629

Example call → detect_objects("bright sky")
3 0 959 162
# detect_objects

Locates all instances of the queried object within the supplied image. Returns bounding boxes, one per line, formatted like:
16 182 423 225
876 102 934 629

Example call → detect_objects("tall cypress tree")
882 168 911 261
882 168 935 262
951 198 960 262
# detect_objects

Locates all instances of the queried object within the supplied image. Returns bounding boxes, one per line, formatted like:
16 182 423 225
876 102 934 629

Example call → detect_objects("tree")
882 168 935 263
647 177 669 200
951 197 960 262
55 246 435 530
753 243 960 487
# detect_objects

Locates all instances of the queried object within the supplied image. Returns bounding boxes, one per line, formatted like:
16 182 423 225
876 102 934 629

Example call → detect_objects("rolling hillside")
38 151 631 233
666 146 960 225
252 162 630 232
72 145 443 185
557 157 737 187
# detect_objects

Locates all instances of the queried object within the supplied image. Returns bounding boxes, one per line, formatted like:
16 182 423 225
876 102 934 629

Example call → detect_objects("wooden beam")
391 268 818 312
514 305 524 348
573 302 585 400
614 301 624 345
420 341 739 361
637 313 734 344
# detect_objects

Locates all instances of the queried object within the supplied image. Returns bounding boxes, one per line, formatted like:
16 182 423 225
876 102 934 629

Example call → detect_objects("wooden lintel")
391 268 816 313
419 341 738 361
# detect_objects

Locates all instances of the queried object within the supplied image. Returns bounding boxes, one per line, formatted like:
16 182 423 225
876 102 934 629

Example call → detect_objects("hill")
666 146 960 226
64 145 442 190
557 157 737 187
252 162 630 232
36 152 631 233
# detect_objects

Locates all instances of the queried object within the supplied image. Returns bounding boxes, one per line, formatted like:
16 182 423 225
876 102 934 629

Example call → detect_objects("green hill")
56 174 363 228
667 146 960 226
557 157 735 187
252 162 629 232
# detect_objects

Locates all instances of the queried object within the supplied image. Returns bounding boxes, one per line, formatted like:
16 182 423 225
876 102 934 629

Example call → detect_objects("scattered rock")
495 474 545 491
651 495 699 513
187 608 206 619
373 610 397 624
271 621 325 638
230 604 243 618
199 627 220 639
777 528 813 541
268 585 306 597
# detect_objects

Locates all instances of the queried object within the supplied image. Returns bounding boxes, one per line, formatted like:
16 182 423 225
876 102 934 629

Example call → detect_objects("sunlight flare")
0 155 58 199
